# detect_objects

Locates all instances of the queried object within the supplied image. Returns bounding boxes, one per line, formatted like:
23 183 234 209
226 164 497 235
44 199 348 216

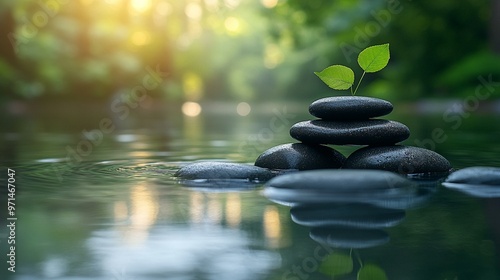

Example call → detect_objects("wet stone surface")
175 161 275 181
343 145 452 174
309 96 393 120
289 119 410 145
254 143 345 170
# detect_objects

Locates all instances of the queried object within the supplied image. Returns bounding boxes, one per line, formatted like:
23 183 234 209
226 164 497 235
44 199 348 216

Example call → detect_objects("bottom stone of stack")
342 145 451 174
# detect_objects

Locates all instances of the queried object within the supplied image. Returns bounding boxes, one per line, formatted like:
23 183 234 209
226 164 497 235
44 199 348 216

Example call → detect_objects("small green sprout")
315 43 390 95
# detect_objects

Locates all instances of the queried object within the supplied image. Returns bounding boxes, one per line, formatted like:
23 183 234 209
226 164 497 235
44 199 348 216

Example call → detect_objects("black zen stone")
289 119 410 145
445 167 500 185
175 162 274 181
343 145 451 174
309 96 393 120
255 143 345 170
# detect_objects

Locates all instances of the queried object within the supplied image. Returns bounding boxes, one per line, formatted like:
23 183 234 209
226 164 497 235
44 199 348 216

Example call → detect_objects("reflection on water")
444 182 500 198
190 192 204 224
2 107 500 279
119 183 159 245
290 203 406 229
263 205 282 248
265 173 438 250
226 193 242 228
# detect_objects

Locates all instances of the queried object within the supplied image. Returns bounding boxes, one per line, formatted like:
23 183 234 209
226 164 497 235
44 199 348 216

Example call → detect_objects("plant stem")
350 86 353 95
353 71 366 95
354 250 363 267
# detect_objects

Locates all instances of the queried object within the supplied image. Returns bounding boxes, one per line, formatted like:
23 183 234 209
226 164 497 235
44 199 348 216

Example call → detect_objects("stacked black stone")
255 96 451 174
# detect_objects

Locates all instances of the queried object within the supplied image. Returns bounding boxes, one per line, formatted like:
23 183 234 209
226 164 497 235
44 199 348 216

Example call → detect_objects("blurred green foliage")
0 0 498 102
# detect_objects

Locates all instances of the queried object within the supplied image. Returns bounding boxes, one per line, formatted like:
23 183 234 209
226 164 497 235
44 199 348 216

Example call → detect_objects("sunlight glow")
185 3 203 20
261 0 278 9
205 0 219 12
182 102 202 117
224 0 241 9
182 72 204 100
130 0 152 13
156 1 172 16
128 151 154 158
131 31 151 46
224 17 242 35
80 0 94 6
236 102 251 116
105 0 121 5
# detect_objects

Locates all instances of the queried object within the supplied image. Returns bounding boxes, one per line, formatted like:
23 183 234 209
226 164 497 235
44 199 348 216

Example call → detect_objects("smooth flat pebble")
290 119 410 145
309 96 393 120
444 166 500 185
175 161 274 181
343 145 451 174
254 143 345 170
443 166 500 198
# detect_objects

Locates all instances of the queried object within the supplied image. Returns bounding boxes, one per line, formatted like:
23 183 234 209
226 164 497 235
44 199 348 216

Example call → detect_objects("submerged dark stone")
343 145 451 174
443 167 500 198
445 167 500 185
289 119 410 145
175 162 274 181
254 143 345 170
309 96 393 120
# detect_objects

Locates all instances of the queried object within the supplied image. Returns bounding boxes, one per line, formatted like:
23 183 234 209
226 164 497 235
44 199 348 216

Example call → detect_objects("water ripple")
17 159 182 189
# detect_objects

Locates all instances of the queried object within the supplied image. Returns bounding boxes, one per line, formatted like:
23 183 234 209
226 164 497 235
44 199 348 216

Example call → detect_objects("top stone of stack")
309 96 393 120
290 95 409 145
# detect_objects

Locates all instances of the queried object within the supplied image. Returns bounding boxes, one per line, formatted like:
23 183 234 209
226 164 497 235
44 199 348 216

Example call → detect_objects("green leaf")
319 252 353 277
357 43 390 73
314 65 354 90
357 264 388 280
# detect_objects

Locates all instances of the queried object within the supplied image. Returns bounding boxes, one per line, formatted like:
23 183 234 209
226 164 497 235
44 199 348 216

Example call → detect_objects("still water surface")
1 102 500 279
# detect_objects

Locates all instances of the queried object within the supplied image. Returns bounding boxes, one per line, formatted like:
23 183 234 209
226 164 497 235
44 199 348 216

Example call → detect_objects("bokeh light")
182 102 202 117
224 17 242 36
261 0 279 9
182 72 204 100
156 2 172 16
130 0 153 13
185 3 203 20
236 102 251 116
224 0 241 9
